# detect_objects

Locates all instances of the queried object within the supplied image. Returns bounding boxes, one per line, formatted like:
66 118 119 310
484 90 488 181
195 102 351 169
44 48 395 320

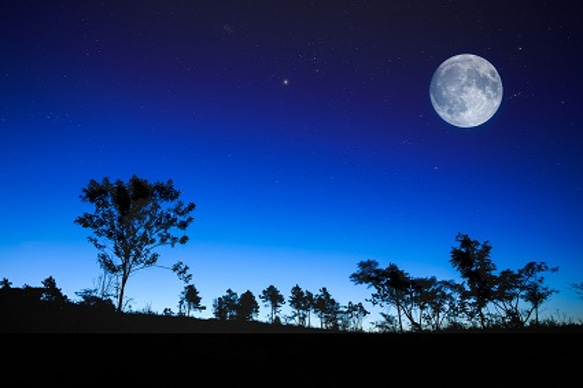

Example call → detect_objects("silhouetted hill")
0 300 327 333
3 289 583 334
3 297 582 384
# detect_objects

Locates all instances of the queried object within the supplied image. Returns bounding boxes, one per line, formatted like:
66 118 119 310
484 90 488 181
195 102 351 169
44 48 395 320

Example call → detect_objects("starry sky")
2 0 582 326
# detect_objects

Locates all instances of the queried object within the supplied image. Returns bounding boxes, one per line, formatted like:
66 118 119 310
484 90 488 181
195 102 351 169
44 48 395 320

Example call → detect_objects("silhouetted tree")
288 284 309 326
314 287 340 329
304 290 315 327
74 175 195 312
350 260 417 332
213 289 239 320
352 259 467 332
260 285 285 324
41 276 68 304
399 275 432 331
1 278 11 289
237 290 260 321
421 278 463 330
341 301 369 331
522 265 559 326
179 284 205 317
353 301 370 331
212 296 228 320
351 235 564 332
493 261 559 327
450 233 497 329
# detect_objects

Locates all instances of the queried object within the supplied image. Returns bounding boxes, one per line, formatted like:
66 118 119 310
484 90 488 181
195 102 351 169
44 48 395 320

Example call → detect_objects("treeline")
176 284 368 331
188 232 571 332
2 230 581 333
3 176 581 332
0 276 369 332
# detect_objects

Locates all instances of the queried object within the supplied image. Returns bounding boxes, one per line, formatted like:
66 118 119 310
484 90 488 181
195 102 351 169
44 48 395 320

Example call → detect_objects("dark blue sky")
2 1 582 325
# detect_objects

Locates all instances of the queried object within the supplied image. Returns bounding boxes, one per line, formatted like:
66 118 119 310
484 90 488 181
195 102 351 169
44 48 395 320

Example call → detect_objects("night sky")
2 1 582 326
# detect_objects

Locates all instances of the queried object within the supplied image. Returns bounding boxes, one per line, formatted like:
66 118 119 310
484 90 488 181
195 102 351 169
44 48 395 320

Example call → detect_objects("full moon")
429 53 503 128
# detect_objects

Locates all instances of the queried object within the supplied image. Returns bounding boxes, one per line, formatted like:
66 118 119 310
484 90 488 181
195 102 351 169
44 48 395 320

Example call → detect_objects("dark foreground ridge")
0 300 326 333
3 296 583 334
3 301 582 383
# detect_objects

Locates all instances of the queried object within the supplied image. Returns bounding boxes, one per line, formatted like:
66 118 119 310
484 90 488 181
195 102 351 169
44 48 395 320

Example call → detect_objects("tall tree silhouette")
237 290 260 322
213 289 239 320
179 284 205 317
288 284 309 326
260 285 285 324
449 233 496 329
288 285 316 327
74 175 195 312
303 290 315 327
314 287 339 329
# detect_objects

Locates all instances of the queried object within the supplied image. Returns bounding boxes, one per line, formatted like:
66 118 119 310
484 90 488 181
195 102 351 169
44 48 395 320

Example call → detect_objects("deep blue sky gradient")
2 1 582 326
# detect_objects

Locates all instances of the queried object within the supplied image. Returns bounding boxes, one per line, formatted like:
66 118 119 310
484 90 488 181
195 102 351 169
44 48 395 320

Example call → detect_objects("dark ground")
6 329 580 385
3 301 581 385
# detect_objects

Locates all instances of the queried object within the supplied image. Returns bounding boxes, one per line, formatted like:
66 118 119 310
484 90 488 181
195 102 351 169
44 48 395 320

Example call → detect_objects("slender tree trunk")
396 305 403 332
117 285 124 312
117 272 129 312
